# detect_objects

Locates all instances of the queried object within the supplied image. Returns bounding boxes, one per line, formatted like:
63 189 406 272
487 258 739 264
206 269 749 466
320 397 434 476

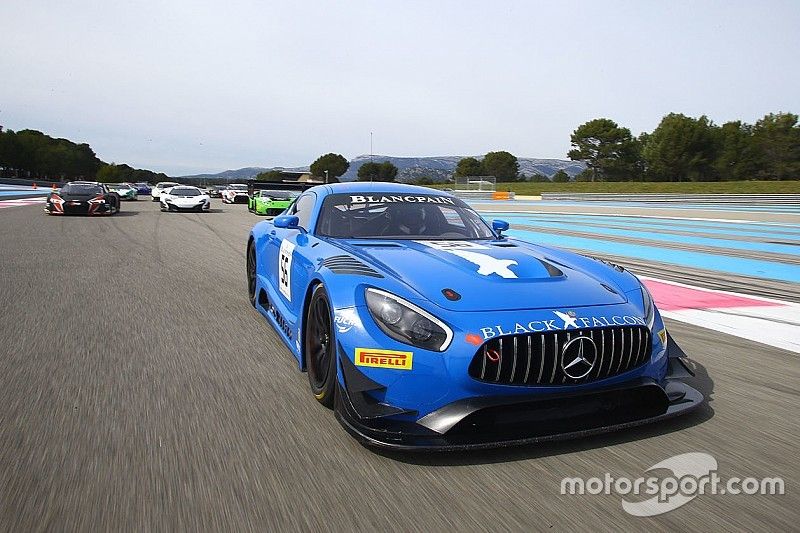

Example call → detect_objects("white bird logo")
449 250 518 279
554 310 579 329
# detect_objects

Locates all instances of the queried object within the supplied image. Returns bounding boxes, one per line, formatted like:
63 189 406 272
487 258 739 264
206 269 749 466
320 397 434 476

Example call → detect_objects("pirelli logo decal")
355 348 413 370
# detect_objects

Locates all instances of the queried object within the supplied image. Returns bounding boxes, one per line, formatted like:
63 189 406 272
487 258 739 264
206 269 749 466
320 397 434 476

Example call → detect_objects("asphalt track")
1 199 798 531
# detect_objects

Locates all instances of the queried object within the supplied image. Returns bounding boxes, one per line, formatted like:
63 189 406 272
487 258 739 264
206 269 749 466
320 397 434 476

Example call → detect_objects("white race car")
159 185 211 212
221 183 249 204
151 181 180 202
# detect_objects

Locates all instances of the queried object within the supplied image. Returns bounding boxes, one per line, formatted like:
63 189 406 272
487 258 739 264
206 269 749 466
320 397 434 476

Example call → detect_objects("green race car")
248 189 299 216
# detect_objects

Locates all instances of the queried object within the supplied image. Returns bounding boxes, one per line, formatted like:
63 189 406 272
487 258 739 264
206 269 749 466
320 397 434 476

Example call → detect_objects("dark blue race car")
246 183 702 450
134 182 152 195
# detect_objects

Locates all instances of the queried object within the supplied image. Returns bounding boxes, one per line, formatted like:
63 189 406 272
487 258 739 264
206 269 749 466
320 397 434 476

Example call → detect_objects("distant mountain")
177 156 584 182
342 155 585 182
178 166 308 182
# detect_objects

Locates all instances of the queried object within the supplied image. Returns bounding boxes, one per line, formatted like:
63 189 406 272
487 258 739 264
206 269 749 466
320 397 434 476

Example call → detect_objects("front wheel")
305 284 336 407
246 240 257 308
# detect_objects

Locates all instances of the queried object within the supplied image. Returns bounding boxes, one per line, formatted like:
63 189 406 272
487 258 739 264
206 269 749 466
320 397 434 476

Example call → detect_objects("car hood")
334 239 629 312
57 192 98 201
168 195 205 202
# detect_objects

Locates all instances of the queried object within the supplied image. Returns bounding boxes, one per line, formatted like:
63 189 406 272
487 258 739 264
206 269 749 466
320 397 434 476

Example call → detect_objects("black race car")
44 181 121 216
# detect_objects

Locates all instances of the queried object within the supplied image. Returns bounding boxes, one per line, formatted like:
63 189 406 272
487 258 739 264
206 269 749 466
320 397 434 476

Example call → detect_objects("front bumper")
45 201 114 215
335 344 703 451
162 200 210 211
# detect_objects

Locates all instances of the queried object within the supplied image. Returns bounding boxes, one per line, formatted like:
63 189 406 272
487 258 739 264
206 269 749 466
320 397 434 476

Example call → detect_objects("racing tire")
246 240 257 308
305 284 336 408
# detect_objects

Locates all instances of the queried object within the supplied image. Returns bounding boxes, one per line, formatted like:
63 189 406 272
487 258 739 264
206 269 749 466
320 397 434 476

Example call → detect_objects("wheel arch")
298 275 326 371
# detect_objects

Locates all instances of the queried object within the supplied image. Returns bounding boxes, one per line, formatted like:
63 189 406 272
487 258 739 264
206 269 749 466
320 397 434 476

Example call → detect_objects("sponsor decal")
480 310 647 340
354 348 413 370
278 239 295 301
334 310 359 334
349 194 455 205
465 333 483 346
418 241 518 279
658 328 668 346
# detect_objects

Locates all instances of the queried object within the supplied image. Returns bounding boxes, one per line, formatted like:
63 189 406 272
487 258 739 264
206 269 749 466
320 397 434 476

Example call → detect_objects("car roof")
311 181 456 199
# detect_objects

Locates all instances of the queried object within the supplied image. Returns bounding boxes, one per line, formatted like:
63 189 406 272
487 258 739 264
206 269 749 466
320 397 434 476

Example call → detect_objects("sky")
1 1 798 176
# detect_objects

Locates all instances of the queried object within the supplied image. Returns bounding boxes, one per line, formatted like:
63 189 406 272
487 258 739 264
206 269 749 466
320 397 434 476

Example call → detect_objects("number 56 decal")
279 239 295 302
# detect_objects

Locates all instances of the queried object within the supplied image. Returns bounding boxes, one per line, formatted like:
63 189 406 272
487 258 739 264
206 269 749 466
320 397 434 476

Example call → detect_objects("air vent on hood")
538 259 564 277
321 255 383 277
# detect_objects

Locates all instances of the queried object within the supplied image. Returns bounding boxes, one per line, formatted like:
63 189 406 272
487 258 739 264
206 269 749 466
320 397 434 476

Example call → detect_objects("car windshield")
158 182 179 189
61 183 103 195
170 188 200 197
260 190 298 199
316 193 495 240
229 184 247 191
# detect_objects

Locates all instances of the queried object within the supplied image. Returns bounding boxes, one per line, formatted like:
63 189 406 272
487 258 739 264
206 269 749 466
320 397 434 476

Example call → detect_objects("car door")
265 192 317 326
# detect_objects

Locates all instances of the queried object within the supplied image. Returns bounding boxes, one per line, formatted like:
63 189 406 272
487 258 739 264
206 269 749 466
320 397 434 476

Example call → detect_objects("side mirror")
492 219 509 237
273 215 305 233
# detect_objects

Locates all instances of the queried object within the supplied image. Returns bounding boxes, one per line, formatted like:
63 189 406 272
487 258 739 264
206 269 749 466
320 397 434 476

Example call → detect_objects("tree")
310 153 349 181
642 113 719 181
750 112 800 180
568 118 642 181
714 121 759 181
454 157 484 177
357 161 398 182
413 176 434 185
256 170 284 182
529 173 550 182
552 170 570 182
0 129 22 170
481 151 518 182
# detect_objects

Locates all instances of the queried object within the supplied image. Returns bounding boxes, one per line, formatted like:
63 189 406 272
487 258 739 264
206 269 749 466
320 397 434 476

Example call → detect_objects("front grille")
468 326 651 386
64 203 89 215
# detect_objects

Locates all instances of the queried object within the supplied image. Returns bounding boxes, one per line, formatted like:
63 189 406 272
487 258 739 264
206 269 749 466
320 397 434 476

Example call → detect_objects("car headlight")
365 288 453 352
641 284 655 329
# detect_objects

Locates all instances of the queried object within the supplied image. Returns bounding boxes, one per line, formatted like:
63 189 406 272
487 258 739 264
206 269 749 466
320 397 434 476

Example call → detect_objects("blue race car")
134 182 152 195
246 183 702 450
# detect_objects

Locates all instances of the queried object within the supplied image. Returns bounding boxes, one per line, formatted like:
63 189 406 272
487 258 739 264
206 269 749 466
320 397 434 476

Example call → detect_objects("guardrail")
540 193 800 205
0 177 64 188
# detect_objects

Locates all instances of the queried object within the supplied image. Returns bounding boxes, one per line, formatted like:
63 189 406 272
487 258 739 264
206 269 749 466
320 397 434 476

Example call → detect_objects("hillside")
177 155 585 182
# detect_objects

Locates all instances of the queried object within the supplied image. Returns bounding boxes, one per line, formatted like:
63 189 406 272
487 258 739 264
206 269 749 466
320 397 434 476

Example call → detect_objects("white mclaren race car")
221 183 249 204
160 185 211 212
151 181 180 202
